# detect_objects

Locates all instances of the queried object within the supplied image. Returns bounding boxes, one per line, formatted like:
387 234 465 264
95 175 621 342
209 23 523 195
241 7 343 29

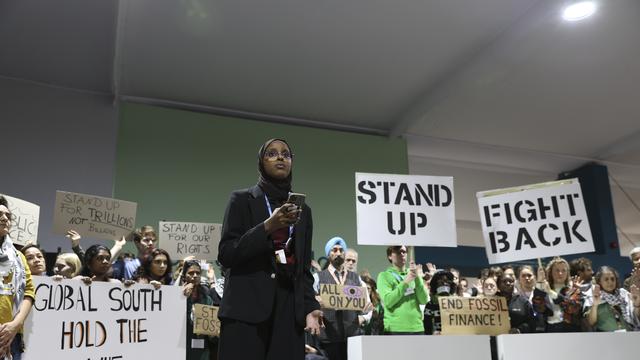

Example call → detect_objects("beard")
331 256 345 268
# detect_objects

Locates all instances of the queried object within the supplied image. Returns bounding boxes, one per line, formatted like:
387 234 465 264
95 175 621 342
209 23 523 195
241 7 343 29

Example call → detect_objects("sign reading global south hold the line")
355 173 456 246
23 277 186 360
477 179 594 264
53 191 137 241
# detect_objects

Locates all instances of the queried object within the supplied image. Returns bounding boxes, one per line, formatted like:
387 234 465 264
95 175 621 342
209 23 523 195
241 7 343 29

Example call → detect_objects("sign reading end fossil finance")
193 304 221 337
355 173 456 246
477 179 594 264
0 194 39 246
319 284 369 311
53 191 137 241
23 277 186 360
439 296 510 336
159 221 221 262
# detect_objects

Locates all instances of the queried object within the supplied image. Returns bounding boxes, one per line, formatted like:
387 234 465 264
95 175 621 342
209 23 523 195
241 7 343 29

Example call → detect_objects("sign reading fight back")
23 277 186 360
477 179 594 264
439 296 510 335
159 221 220 262
0 194 39 246
355 173 456 246
53 191 137 241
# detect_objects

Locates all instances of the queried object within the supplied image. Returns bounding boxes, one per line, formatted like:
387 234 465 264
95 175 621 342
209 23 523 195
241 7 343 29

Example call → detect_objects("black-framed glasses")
264 149 293 160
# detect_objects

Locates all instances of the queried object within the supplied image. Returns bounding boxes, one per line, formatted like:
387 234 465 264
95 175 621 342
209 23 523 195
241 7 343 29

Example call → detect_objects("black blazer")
217 185 319 326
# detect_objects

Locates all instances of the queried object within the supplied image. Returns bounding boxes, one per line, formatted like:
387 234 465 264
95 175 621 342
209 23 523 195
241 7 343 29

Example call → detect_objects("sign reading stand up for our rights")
477 179 594 264
355 173 456 246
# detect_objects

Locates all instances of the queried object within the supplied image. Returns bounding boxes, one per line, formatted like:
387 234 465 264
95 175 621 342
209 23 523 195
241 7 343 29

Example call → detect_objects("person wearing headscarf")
0 196 34 359
217 139 321 360
180 260 214 360
584 266 633 331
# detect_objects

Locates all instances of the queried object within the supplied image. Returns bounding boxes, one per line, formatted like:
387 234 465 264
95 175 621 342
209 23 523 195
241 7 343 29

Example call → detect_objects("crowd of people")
1 138 640 360
304 240 640 360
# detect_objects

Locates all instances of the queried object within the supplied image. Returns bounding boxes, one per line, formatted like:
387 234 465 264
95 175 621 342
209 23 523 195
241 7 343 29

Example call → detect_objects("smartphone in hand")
287 193 306 208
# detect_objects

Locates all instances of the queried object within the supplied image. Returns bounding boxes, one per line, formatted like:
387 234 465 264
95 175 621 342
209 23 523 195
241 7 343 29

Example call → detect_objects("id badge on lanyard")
265 195 293 264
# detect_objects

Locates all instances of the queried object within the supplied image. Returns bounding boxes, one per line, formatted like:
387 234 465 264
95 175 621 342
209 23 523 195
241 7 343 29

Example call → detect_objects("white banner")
1 194 39 246
159 221 220 262
53 191 137 241
477 179 594 264
23 277 186 360
355 173 456 246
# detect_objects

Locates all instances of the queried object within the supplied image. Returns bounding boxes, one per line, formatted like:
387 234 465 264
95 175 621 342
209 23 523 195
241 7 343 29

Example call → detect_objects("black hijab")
257 138 292 205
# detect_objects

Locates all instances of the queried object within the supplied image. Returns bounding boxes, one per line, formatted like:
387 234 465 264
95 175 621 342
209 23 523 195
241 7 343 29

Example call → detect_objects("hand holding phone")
285 193 305 221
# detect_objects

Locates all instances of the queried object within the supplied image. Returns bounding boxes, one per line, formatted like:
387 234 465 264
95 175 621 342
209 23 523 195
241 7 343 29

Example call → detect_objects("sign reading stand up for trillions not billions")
53 191 137 241
355 173 456 247
477 179 594 264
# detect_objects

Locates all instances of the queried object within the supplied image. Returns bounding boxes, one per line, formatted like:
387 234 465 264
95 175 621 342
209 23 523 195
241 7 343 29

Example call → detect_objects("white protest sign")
159 221 220 262
53 191 137 240
0 194 39 246
23 277 186 360
355 172 456 246
477 179 594 264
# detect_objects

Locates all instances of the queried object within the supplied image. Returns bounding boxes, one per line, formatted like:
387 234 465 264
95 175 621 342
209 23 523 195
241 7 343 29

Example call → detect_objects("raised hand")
426 263 437 275
404 261 418 284
66 229 82 247
592 284 601 304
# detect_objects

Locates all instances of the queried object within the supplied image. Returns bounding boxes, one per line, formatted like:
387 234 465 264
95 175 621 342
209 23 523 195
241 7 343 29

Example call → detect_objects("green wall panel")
114 102 408 276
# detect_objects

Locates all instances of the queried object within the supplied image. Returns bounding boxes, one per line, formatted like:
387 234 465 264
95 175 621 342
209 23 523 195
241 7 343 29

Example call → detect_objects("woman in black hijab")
217 139 322 360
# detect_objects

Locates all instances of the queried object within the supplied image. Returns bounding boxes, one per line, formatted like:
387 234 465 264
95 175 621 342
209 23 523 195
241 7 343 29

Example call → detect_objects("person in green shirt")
376 246 429 334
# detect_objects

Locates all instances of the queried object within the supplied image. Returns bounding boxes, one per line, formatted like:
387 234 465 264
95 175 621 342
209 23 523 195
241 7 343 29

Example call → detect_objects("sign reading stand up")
477 179 594 264
355 173 456 247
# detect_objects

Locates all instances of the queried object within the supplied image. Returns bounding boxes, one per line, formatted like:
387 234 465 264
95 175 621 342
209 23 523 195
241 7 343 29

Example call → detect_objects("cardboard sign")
0 194 39 246
193 304 220 336
355 173 456 246
439 296 510 335
477 179 594 264
23 277 186 360
319 284 369 311
159 221 220 262
53 191 137 240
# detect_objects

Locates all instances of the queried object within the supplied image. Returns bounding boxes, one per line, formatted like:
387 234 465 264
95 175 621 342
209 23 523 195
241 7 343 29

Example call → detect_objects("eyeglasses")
264 149 293 160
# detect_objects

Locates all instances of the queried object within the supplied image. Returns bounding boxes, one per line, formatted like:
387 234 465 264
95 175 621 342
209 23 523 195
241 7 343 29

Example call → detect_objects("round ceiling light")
562 1 597 21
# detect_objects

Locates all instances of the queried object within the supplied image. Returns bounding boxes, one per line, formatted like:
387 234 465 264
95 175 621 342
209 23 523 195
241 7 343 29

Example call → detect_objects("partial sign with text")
0 194 39 246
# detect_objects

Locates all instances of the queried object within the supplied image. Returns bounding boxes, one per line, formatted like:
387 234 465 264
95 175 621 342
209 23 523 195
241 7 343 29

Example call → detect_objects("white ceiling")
1 0 639 250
